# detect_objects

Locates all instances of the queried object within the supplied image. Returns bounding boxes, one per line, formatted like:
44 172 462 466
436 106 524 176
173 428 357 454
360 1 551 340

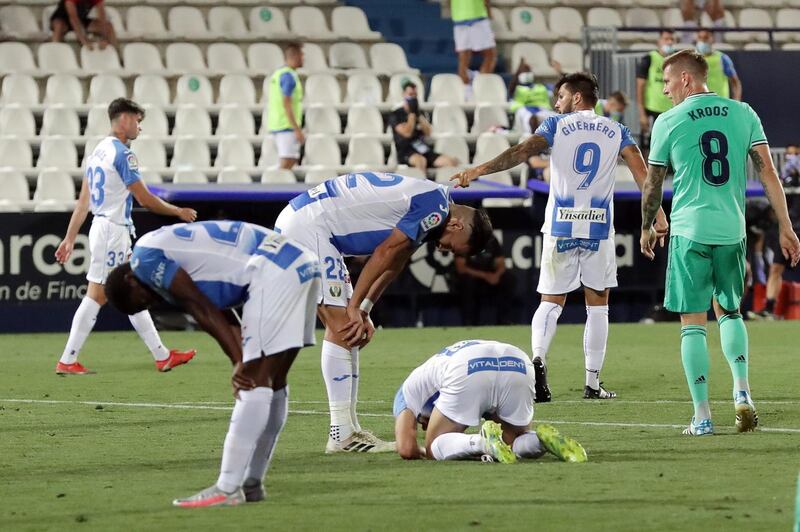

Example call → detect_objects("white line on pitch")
2 398 799 434
181 399 800 406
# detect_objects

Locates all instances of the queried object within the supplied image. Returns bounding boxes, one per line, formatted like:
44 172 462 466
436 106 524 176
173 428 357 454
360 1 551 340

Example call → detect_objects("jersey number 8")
700 130 730 186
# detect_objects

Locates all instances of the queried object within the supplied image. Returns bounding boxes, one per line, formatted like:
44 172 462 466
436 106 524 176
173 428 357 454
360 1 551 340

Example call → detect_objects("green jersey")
648 92 767 245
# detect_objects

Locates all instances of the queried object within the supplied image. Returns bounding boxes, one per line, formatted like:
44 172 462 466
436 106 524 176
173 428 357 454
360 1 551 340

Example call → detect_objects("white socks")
584 305 609 389
60 296 101 364
512 432 546 459
321 340 355 441
129 310 170 361
244 386 289 485
531 301 563 364
430 433 484 460
216 387 273 493
350 347 362 433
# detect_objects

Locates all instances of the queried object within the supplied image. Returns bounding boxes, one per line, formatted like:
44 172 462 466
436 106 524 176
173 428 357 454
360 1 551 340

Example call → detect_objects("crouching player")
104 221 321 507
393 340 587 463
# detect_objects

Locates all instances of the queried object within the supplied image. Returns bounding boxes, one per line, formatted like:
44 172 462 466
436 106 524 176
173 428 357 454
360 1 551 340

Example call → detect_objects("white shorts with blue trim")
453 18 495 53
537 234 618 295
87 216 131 284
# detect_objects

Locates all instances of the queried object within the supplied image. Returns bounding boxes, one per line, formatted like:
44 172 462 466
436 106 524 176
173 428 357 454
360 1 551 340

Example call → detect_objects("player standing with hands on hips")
641 50 800 435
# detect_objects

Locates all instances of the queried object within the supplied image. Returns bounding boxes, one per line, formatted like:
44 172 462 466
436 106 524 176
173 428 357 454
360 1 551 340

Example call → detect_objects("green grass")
1 322 799 531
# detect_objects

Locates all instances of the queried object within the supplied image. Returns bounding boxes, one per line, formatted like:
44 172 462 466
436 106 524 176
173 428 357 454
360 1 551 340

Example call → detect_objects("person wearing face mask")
595 91 628 123
508 60 556 135
695 28 741 101
636 30 677 151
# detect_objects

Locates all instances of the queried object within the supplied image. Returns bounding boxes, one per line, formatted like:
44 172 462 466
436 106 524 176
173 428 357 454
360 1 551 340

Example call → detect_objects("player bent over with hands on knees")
275 172 493 453
393 340 587 464
104 221 322 507
55 97 197 375
451 73 669 402
640 50 800 436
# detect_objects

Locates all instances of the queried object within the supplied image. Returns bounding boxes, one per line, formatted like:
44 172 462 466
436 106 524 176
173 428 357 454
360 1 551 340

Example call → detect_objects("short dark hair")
105 262 139 315
467 208 493 256
660 29 675 38
401 78 417 91
663 49 708 80
609 90 628 106
108 98 145 122
284 42 302 57
554 72 600 107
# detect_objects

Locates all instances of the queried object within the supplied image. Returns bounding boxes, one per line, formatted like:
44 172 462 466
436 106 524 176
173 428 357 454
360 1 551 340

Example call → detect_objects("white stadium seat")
85 106 111 137
700 10 737 36
172 170 208 184
248 43 284 74
171 137 211 169
290 6 335 39
261 168 297 184
81 47 122 73
207 43 248 75
509 8 555 40
432 104 468 135
0 43 38 74
126 6 168 38
140 106 169 137
730 9 771 43
209 7 249 38
301 43 331 73
38 43 80 73
0 6 40 38
370 43 415 75
166 43 207 74
217 106 256 137
174 75 213 106
1 75 39 106
345 137 384 166
429 74 465 105
217 168 253 184
511 42 558 77
344 105 384 135
473 74 508 104
434 166 465 184
37 138 79 170
249 7 292 39
215 137 255 168
388 73 425 103
133 75 171 107
139 171 162 184
474 133 511 164
305 106 342 135
775 9 800 43
87 74 127 105
84 137 106 166
551 42 584 73
44 75 84 106
168 6 208 38
329 43 369 70
99 6 126 38
332 6 380 39
471 104 509 134
218 75 257 106
130 137 167 169
302 135 341 166
304 167 339 185
123 43 165 73
41 107 81 137
548 7 583 40
0 138 33 169
305 74 342 105
489 8 515 40
433 136 470 165
34 170 75 203
174 106 212 137
0 170 31 210
0 106 36 138
661 8 684 29
587 7 623 29
346 74 383 105
258 137 279 168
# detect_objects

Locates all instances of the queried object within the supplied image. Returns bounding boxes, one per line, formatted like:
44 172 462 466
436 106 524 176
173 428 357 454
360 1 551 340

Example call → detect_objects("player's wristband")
359 298 374 315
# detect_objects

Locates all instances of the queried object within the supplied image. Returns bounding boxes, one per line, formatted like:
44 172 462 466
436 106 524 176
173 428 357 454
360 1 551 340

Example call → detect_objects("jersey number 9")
574 142 601 190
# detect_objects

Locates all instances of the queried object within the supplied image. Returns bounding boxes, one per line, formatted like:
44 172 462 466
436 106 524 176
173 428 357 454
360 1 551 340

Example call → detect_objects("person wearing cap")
388 80 459 172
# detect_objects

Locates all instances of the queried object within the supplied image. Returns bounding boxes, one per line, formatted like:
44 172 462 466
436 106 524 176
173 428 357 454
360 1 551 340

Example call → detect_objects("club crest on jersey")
127 152 139 170
329 282 342 298
556 207 607 223
420 212 443 232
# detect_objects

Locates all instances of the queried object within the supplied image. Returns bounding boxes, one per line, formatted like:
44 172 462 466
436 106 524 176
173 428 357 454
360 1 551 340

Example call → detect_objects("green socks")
681 325 711 420
719 313 751 397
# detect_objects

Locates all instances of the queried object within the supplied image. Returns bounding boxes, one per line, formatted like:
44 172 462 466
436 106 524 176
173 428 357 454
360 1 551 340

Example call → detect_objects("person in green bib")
636 30 676 151
695 28 741 101
447 0 497 96
508 59 556 134
267 43 304 169
641 49 800 437
595 91 628 123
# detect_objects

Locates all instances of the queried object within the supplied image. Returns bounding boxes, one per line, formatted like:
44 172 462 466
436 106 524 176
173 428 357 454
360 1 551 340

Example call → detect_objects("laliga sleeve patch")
127 152 139 171
419 212 443 232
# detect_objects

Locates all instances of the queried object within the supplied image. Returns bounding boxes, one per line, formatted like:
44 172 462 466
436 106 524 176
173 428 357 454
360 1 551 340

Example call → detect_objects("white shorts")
436 356 536 427
274 205 352 307
537 234 618 294
453 18 496 53
87 217 132 284
273 130 301 160
515 107 558 135
240 246 321 362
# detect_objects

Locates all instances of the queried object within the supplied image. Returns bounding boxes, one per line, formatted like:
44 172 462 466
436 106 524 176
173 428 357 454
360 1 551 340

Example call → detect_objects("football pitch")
2 322 798 531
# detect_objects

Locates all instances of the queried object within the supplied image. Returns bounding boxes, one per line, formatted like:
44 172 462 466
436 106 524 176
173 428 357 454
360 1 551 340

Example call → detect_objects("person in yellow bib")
508 60 556 134
636 30 676 151
595 91 628 123
267 43 304 169
447 0 497 96
695 28 741 101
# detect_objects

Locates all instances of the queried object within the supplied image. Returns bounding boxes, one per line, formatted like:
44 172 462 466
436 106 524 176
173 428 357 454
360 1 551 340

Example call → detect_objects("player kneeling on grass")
393 340 587 464
105 221 321 508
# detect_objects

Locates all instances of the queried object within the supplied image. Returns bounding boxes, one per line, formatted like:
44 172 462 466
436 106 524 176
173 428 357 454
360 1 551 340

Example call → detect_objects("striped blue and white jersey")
130 221 319 309
83 136 141 227
535 110 636 240
285 172 451 256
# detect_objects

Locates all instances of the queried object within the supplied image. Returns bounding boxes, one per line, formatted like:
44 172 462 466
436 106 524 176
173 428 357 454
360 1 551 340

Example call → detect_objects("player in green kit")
640 50 800 436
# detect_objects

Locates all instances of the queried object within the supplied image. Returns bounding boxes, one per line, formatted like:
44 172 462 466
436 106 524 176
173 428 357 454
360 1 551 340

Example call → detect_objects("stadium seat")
344 105 384 135
301 43 331 73
471 104 509 134
174 75 213 106
346 74 383 105
126 6 168 38
432 104 468 135
370 43 415 75
743 43 772 50
661 8 684 30
38 43 80 73
0 138 33 169
434 165 464 184
217 168 253 184
290 6 335 39
0 75 39 106
304 167 339 184
0 170 31 210
130 137 167 169
41 107 81 137
388 73 425 103
44 75 84 106
395 166 427 179
260 168 297 184
81 136 103 166
33 170 75 204
166 43 207 74
139 106 169 137
123 43 165 73
345 137 384 166
248 43 284 74
174 106 212 137
548 7 583 40
625 7 661 40
429 74 465 105
332 6 380 39
81 47 122 73
473 74 508 104
329 43 369 70
302 135 341 166
209 6 250 38
615 164 635 182
587 7 624 31
171 137 211 169
85 106 110 137
474 133 511 164
249 6 292 39
0 6 40 38
87 75 127 105
729 9 771 43
551 43 584 73
218 75 257 106
207 43 248 75
305 106 342 135
700 11 737 37
775 9 800 43
0 106 36 138
509 7 555 41
98 5 126 38
215 137 255 168
305 74 342 105
0 43 38 74
489 8 515 40
139 171 162 184
217 106 256 137
168 6 208 38
37 138 78 170
511 43 558 78
433 136 470 165
133 75 171 107
172 170 209 184
258 137 279 168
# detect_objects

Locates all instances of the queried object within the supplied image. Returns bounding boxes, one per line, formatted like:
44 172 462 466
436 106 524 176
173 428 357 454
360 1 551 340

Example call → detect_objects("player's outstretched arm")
750 145 800 266
56 178 91 265
640 164 668 260
621 145 669 246
128 181 197 222
395 410 423 460
451 134 550 188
